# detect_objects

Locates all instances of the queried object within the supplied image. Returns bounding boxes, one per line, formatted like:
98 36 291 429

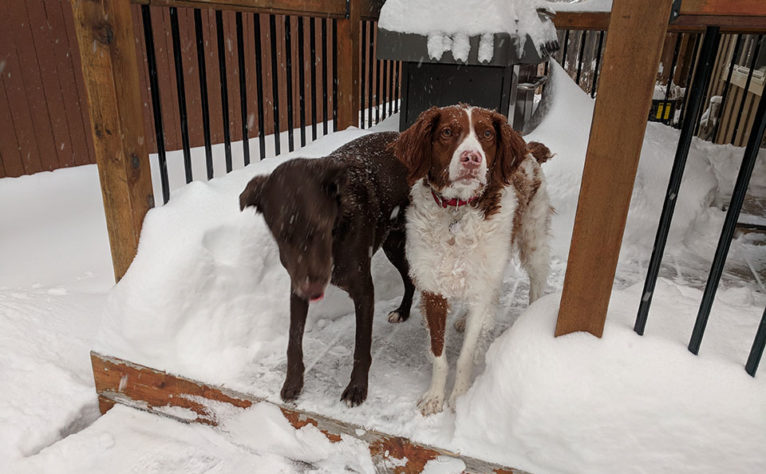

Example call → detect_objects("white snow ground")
2 60 765 473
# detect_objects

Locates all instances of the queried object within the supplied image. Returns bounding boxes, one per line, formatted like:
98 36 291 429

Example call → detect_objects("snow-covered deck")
2 53 765 474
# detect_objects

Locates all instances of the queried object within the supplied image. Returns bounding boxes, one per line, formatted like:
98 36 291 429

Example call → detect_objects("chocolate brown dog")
239 132 414 406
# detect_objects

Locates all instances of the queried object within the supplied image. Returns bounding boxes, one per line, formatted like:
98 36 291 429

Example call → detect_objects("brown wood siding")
0 0 95 178
1 2 350 178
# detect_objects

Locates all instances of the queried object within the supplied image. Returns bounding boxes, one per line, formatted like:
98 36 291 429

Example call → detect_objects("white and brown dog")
393 104 553 415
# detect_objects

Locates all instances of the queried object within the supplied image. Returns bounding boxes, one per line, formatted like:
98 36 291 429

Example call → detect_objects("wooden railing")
72 0 372 279
72 0 766 340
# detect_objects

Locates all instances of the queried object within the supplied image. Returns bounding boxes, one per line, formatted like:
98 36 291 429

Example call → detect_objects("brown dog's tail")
527 141 554 164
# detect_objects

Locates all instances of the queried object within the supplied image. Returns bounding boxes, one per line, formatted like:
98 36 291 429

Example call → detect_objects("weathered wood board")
91 351 525 473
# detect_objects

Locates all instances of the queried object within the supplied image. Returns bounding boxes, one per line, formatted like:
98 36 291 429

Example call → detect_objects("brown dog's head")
393 105 527 201
240 159 345 302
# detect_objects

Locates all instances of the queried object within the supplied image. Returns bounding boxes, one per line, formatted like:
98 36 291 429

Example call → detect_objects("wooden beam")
555 0 675 338
131 0 348 18
71 0 154 281
679 0 766 17
553 11 766 33
553 12 610 31
91 351 526 473
670 15 766 32
335 0 361 130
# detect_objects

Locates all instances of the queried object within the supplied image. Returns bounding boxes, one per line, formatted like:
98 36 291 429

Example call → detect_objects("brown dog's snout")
297 279 327 302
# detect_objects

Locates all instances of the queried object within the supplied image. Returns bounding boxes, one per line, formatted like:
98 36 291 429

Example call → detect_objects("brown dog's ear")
491 111 527 185
320 164 348 199
393 107 441 186
239 175 268 212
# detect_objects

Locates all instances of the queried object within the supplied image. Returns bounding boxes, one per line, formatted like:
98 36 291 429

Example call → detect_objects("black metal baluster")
298 17 306 147
690 92 766 355
561 29 570 68
677 33 701 129
635 26 721 336
269 15 280 155
381 58 387 120
236 12 250 165
360 20 367 128
310 17 317 139
730 35 762 145
388 60 394 117
332 19 338 131
664 33 682 101
169 7 192 184
712 34 743 143
394 61 400 113
367 21 374 128
591 31 604 98
285 16 294 152
215 10 232 172
575 30 587 86
253 13 266 160
375 23 381 124
322 18 328 135
746 306 766 376
194 9 214 178
141 5 169 204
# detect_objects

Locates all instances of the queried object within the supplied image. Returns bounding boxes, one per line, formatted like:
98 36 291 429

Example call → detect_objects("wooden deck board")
91 351 526 474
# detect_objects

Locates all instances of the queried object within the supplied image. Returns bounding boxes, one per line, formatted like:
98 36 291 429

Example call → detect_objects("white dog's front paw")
417 391 444 416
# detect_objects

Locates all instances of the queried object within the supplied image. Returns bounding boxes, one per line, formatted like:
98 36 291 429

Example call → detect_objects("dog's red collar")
431 189 478 208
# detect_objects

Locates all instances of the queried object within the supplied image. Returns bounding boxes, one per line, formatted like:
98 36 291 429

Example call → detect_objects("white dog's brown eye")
441 128 452 137
483 129 493 138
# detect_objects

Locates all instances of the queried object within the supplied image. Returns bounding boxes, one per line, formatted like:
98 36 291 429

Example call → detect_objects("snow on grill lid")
378 0 559 63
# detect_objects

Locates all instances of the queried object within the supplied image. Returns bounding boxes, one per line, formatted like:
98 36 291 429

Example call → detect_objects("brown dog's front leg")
281 291 309 402
341 274 374 407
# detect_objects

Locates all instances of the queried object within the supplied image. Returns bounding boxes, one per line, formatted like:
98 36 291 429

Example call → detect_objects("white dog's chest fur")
405 182 516 301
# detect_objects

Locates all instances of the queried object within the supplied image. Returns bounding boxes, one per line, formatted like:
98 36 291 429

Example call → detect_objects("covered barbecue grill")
376 0 559 133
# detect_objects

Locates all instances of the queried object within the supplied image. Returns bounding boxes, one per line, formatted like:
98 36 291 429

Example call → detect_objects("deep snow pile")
91 58 766 472
0 166 112 462
378 0 557 61
14 404 374 474
0 162 377 474
455 281 766 473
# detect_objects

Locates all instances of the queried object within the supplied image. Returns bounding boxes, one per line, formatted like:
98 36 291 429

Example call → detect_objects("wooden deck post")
71 0 154 282
335 0 361 130
555 0 674 337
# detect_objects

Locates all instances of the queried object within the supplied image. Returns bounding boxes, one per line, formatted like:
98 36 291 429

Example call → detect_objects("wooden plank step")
91 351 525 474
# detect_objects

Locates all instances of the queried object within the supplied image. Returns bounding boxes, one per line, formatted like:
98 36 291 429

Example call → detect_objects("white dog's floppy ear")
239 175 268 212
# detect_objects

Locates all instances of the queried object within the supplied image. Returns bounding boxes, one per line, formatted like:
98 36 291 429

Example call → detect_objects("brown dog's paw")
340 383 368 407
387 310 406 323
280 377 304 402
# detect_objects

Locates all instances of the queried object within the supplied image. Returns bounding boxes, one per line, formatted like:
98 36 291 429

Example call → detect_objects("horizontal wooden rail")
553 12 611 31
680 0 766 17
91 351 525 473
554 11 766 33
131 0 349 18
